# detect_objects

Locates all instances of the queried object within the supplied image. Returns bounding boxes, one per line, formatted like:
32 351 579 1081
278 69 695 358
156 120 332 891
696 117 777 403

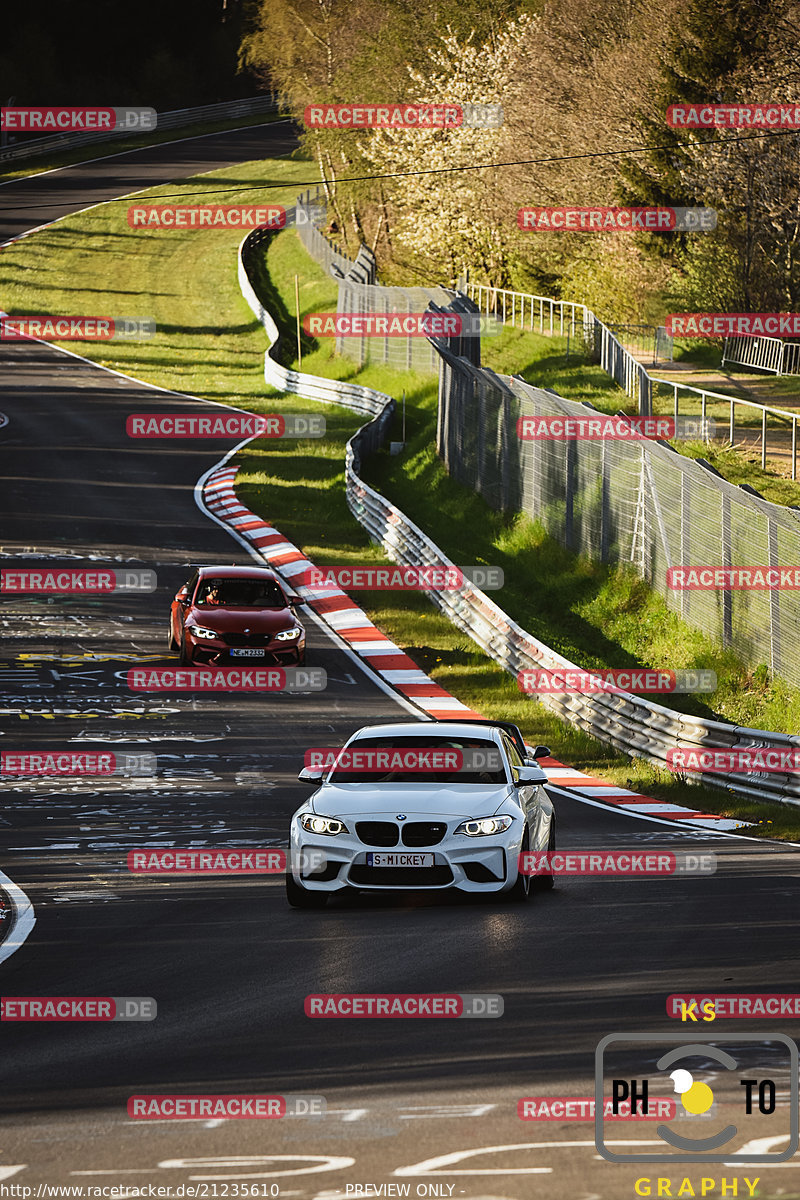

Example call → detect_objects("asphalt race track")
1 125 800 1199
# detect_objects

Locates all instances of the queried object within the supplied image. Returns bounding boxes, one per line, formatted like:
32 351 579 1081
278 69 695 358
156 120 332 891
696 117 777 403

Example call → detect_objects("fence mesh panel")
436 347 800 686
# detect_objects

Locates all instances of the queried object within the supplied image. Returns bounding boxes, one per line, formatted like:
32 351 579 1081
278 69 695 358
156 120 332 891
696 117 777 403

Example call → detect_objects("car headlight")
274 627 301 641
300 814 348 836
186 625 219 640
456 815 514 837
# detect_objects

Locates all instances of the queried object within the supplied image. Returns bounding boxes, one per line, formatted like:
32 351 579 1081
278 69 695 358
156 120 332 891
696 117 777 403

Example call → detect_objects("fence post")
721 491 732 648
564 438 575 550
600 441 610 562
767 516 781 675
501 391 511 510
680 470 691 622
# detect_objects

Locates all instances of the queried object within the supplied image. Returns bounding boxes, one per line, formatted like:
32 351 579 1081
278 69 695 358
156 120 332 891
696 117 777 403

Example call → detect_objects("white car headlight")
456 815 514 837
187 625 219 640
300 814 348 836
275 627 301 641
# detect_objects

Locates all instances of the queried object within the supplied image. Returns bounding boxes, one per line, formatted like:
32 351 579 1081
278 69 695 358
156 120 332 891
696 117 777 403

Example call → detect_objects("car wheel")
297 649 306 667
179 631 192 666
504 829 531 903
286 871 329 909
168 620 179 652
533 817 556 891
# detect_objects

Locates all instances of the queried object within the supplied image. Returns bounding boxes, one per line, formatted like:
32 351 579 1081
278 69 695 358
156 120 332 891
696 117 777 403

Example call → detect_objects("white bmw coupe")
287 719 556 908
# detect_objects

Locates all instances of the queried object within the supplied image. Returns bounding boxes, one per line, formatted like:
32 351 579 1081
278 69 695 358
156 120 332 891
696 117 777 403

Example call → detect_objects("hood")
310 782 513 818
188 606 299 634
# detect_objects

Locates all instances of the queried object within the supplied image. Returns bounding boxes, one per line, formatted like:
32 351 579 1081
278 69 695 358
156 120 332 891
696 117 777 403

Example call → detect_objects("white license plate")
230 647 266 657
366 852 434 867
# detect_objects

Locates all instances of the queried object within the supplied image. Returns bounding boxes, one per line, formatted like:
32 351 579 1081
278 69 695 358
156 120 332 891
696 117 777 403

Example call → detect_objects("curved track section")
0 125 798 1200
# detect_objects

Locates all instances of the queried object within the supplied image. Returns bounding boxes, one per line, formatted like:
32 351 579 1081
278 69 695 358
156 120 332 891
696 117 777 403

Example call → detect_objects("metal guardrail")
651 374 800 478
722 334 800 376
236 210 800 807
464 282 800 478
464 282 653 415
0 96 280 164
607 323 674 364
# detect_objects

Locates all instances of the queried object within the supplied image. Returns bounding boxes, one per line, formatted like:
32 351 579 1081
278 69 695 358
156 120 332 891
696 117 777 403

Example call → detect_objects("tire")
286 871 329 909
168 619 179 652
179 631 192 666
533 817 556 891
504 829 531 903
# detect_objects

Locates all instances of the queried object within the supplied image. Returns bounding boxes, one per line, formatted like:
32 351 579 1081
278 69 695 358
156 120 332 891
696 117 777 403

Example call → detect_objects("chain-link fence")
294 190 377 284
436 345 800 688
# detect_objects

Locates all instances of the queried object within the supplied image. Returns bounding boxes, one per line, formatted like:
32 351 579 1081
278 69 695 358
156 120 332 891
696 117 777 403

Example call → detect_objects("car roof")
194 565 280 581
348 721 504 744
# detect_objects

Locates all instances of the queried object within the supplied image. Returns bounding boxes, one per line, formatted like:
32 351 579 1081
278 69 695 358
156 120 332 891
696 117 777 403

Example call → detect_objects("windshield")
326 735 508 784
197 578 287 608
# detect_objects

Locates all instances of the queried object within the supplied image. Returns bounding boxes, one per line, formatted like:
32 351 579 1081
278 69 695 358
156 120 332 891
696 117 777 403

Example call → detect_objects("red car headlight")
274 627 302 641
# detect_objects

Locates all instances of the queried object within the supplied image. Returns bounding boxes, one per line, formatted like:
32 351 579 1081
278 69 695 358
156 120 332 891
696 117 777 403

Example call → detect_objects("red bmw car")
168 566 306 666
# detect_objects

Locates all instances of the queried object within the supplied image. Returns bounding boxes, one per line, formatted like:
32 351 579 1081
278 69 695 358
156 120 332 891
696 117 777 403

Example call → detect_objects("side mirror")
175 587 191 606
515 765 546 785
298 765 325 784
532 745 551 760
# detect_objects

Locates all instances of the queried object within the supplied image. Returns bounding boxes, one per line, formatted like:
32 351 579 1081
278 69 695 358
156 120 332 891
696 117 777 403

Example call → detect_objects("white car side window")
502 734 522 782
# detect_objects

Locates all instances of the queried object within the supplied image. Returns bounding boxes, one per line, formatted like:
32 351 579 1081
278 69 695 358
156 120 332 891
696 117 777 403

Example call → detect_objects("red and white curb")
202 463 749 833
203 465 481 721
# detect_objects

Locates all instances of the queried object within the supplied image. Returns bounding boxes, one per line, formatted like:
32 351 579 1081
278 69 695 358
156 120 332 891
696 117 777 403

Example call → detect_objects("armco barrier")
237 209 800 808
0 96 280 164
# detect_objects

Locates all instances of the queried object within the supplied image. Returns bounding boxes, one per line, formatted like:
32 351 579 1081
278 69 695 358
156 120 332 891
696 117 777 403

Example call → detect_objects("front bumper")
289 814 525 894
186 636 305 666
